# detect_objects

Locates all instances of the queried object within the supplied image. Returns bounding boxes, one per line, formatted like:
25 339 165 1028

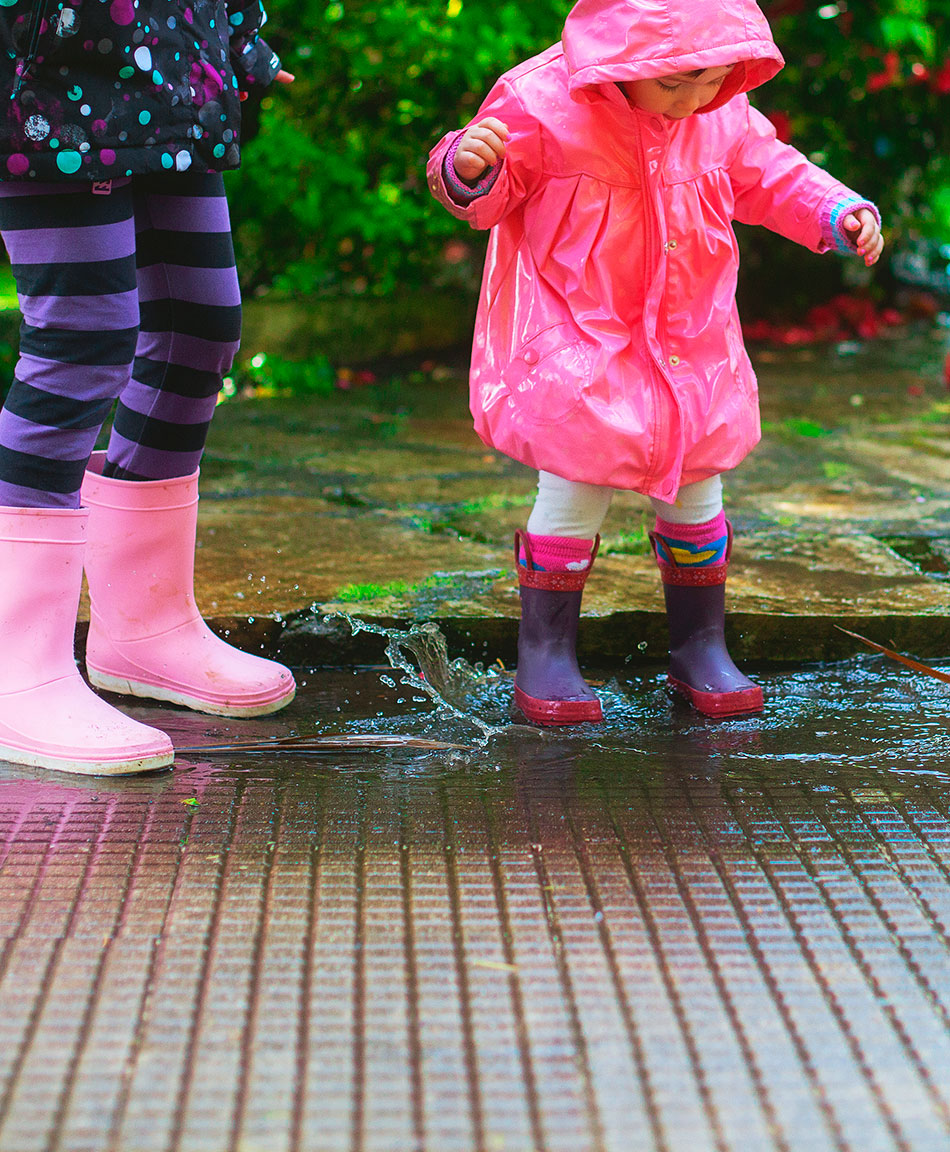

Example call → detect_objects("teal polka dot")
119 66 135 78
0 0 20 7
229 11 243 24
161 152 173 169
139 110 151 125
56 151 82 174
213 144 225 158
49 138 59 148
152 70 163 85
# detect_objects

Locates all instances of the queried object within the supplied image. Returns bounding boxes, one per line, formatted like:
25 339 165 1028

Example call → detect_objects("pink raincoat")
428 0 877 500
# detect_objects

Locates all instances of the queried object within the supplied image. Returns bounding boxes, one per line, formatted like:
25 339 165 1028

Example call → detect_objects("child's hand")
454 118 509 183
842 208 884 267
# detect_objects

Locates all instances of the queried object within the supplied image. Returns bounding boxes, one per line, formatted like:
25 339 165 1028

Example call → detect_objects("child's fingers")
469 139 503 166
475 116 510 141
454 118 511 179
456 143 503 181
842 210 884 264
466 125 508 159
852 211 884 264
455 133 507 181
275 70 295 84
863 231 884 266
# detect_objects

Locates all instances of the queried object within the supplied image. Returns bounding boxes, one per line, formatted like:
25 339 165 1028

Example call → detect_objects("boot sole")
0 741 173 776
89 669 297 719
512 685 603 726
668 676 764 718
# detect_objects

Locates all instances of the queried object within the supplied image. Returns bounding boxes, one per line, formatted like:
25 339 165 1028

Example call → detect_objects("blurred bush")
229 0 950 310
228 0 570 299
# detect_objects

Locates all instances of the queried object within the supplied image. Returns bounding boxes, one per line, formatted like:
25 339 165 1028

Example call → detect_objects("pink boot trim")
0 507 173 776
513 685 603 726
667 676 764 718
82 453 296 719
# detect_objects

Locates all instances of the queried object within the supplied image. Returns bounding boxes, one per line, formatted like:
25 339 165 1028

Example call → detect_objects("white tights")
526 470 724 538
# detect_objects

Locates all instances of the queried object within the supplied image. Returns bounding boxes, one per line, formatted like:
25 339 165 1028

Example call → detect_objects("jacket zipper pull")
12 0 54 100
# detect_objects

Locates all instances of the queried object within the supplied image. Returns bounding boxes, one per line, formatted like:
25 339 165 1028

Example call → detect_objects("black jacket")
0 0 281 181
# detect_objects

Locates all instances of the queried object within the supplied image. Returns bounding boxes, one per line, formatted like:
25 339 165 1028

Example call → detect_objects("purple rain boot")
512 530 603 726
650 520 763 718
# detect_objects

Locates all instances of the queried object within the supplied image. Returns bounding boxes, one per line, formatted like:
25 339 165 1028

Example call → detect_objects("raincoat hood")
562 0 784 110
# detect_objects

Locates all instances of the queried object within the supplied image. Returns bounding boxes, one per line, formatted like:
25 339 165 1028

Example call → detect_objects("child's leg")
0 180 139 507
0 183 173 773
81 173 295 719
526 469 614 542
102 171 241 480
513 471 613 725
649 476 762 717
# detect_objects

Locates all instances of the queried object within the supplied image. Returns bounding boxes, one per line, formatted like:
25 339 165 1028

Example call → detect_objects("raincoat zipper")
637 114 672 491
12 0 55 100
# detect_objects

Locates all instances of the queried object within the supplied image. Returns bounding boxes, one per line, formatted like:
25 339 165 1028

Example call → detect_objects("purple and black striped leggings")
0 172 240 508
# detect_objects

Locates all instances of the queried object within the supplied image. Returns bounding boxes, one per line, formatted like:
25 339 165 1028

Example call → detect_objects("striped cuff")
442 133 503 205
821 197 881 256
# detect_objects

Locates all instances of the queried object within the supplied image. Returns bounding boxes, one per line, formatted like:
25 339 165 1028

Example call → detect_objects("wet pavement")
4 332 950 1150
3 659 950 1152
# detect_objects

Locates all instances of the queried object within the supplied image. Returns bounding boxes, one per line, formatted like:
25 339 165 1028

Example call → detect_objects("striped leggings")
0 173 240 508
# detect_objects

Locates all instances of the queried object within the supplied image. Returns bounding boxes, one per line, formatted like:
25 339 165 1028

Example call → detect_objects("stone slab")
127 333 950 666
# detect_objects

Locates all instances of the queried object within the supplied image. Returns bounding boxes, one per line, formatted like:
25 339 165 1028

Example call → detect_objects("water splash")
339 615 508 741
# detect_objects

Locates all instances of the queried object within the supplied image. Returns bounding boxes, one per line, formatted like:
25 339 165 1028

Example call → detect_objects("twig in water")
836 626 950 685
175 733 474 755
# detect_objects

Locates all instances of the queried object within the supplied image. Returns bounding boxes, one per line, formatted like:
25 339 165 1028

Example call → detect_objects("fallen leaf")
470 959 519 973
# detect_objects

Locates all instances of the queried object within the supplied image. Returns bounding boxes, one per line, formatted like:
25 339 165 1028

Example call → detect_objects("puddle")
2 620 948 799
83 626 950 793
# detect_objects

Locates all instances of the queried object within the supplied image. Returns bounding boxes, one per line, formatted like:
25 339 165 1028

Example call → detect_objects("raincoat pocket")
501 323 592 426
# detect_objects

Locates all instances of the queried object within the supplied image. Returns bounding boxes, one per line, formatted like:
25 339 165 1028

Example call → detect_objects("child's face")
621 66 735 119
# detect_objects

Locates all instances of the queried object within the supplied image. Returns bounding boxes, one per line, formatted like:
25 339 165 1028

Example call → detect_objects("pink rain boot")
0 506 174 775
81 453 296 718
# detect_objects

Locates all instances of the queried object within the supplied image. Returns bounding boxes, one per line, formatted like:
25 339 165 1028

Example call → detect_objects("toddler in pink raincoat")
428 0 883 726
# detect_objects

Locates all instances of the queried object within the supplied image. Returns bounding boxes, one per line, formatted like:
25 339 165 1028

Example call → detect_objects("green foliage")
335 571 466 602
228 0 570 296
224 351 336 399
762 415 834 438
230 0 950 301
760 0 950 241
